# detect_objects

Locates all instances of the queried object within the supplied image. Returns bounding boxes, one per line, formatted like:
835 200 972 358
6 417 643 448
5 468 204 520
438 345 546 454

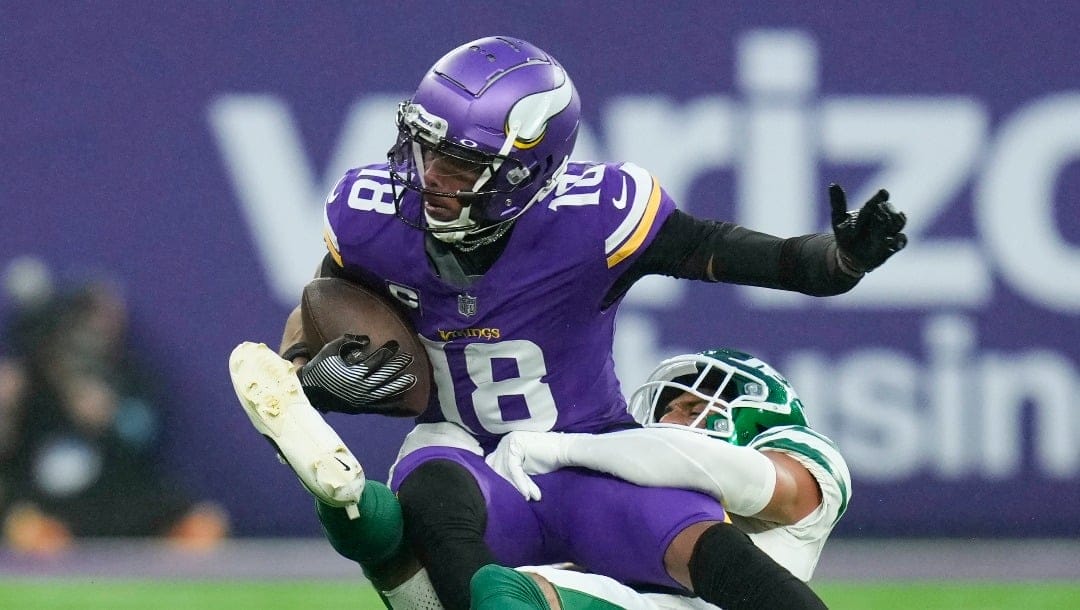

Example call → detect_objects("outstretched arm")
490 428 774 516
603 183 907 306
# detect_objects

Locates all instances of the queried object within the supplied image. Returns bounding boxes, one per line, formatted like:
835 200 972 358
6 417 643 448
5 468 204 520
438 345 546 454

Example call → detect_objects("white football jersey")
732 425 851 581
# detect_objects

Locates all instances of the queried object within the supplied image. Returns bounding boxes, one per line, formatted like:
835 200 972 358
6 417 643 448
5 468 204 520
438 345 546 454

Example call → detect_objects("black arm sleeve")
317 253 385 291
318 253 351 279
603 210 859 308
690 523 827 609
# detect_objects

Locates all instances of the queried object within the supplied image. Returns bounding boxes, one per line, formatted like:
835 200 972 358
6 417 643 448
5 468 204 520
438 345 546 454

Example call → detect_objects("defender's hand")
485 431 567 501
829 184 908 274
300 334 416 414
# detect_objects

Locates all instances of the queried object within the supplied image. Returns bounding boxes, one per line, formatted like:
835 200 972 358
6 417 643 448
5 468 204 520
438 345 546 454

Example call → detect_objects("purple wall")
2 2 1077 537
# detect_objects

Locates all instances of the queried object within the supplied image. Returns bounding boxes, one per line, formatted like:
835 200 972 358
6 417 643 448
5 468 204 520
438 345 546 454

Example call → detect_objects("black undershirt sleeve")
317 253 389 292
602 210 860 308
319 253 352 280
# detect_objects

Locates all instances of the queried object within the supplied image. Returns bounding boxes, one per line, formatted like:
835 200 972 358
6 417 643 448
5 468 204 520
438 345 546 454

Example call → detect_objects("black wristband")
282 342 312 362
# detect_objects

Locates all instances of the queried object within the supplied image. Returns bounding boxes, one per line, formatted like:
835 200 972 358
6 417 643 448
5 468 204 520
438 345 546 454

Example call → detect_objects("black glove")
299 334 417 414
829 184 908 275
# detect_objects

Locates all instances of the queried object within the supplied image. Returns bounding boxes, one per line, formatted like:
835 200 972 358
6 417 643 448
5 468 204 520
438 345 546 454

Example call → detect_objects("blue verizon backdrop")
2 2 1078 537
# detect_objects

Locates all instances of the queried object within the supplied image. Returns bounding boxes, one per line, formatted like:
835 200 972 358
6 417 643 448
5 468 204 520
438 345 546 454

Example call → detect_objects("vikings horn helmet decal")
506 65 575 149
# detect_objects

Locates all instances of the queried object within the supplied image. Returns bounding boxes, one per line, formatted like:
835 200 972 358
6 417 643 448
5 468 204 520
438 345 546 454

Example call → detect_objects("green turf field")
0 580 1078 609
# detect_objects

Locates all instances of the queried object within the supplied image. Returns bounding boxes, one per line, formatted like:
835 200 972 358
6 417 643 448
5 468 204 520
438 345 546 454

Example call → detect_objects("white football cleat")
229 341 364 519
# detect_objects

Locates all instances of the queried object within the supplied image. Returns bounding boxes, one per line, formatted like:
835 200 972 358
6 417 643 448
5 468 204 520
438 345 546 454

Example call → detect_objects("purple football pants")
390 446 727 590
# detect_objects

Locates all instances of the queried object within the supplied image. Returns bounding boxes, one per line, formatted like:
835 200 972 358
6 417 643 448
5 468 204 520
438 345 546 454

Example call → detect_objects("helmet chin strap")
426 206 512 252
426 205 475 244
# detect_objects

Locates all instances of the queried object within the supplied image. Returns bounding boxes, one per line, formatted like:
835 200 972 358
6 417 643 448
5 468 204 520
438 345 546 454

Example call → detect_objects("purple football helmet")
387 36 581 246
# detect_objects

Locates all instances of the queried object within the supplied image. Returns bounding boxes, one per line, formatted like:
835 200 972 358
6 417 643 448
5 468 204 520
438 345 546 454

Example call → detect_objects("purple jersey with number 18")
323 160 675 447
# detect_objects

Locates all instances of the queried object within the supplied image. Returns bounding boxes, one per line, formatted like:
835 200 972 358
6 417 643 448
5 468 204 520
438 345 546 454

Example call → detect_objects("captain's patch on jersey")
387 281 421 312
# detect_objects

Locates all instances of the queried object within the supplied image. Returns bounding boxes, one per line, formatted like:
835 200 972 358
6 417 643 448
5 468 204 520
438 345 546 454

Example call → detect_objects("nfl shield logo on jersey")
458 293 478 317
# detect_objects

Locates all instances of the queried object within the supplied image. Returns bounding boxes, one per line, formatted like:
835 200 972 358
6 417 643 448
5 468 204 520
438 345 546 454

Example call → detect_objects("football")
300 277 432 417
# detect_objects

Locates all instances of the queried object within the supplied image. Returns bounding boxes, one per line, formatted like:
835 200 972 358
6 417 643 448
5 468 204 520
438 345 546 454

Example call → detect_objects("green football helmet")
628 348 808 446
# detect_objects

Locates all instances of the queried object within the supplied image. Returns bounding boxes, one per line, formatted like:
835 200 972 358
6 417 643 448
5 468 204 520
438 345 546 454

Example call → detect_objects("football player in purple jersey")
257 36 905 609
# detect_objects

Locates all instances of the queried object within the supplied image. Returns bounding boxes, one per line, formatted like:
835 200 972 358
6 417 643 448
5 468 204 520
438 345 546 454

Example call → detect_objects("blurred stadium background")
1 1 1077 608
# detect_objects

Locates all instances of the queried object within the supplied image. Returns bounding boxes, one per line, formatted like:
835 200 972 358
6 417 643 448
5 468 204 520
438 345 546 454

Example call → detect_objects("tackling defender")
230 344 845 609
478 348 849 608
269 35 904 609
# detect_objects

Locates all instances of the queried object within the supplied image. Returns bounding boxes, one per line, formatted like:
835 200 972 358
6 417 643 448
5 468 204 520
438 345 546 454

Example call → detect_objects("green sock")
315 481 403 567
469 564 623 610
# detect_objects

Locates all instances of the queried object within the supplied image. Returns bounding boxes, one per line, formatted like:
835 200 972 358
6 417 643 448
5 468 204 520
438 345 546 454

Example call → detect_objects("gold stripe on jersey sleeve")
323 229 343 267
605 177 662 268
